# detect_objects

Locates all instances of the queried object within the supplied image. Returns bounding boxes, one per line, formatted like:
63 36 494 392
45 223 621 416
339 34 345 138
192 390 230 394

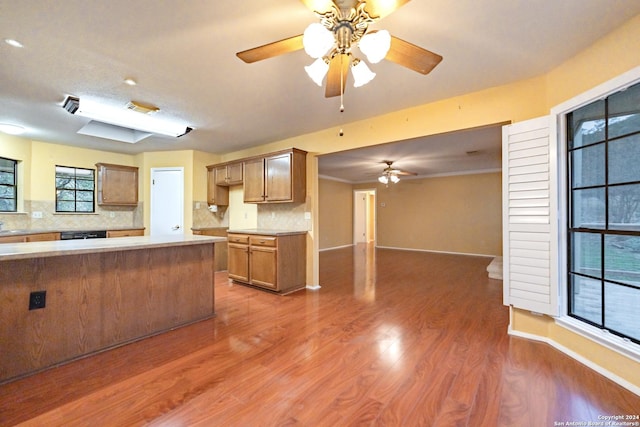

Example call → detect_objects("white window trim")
550 65 640 360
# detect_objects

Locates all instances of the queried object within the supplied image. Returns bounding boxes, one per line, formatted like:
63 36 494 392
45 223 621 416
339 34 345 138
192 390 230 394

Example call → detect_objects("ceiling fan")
378 160 416 184
236 0 443 98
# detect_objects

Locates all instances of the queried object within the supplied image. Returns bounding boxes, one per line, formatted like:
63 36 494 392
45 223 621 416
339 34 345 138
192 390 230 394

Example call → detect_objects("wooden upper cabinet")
214 162 243 186
95 163 138 206
206 167 229 206
243 148 306 204
243 158 266 202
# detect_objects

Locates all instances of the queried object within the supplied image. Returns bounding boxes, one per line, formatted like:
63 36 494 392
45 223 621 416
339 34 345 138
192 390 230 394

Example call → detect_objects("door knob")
171 225 180 230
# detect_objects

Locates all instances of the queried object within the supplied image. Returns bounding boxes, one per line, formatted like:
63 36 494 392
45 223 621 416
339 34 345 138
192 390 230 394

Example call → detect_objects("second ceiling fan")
236 0 443 98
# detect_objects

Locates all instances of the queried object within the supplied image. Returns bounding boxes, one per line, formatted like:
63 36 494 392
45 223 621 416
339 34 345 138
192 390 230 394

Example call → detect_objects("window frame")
0 157 18 213
565 85 640 346
551 66 640 361
55 165 96 213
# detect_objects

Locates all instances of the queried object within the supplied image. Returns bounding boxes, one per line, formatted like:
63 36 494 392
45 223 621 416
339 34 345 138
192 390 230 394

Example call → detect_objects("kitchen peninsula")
0 234 224 383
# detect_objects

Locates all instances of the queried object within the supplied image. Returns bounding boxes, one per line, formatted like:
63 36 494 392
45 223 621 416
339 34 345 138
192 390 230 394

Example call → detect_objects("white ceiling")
1 1 639 180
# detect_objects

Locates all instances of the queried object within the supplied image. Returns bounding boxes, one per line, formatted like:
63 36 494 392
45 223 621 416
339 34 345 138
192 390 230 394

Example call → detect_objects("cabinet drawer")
228 234 249 244
250 235 277 247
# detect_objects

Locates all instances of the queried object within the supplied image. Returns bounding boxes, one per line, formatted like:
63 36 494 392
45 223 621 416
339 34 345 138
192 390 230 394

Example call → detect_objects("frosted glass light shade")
378 175 389 184
303 23 334 59
358 30 391 63
304 58 329 86
351 60 376 87
390 174 400 183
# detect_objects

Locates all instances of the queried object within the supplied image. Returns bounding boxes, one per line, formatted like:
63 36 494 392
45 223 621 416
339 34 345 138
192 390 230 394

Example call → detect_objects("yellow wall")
318 178 353 249
320 172 502 256
374 172 502 255
228 186 258 229
30 140 133 201
0 134 32 203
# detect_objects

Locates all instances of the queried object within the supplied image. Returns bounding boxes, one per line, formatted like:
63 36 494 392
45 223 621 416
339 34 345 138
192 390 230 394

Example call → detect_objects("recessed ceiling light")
0 123 25 135
4 38 24 48
123 78 137 86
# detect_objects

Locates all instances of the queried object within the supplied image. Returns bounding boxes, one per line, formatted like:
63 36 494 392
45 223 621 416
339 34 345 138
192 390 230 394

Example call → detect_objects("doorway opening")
353 189 376 245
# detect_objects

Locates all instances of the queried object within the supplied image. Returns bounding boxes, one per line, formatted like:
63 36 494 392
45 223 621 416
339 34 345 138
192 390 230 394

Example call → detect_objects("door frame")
353 189 376 244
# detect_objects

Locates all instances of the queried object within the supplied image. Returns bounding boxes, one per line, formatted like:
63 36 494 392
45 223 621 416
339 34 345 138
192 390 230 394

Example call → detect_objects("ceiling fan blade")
393 169 417 176
236 34 304 63
386 36 442 75
365 0 411 20
325 54 350 98
300 0 335 13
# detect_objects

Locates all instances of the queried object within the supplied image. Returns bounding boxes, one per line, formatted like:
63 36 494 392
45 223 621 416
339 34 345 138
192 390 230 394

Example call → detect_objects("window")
567 81 640 345
55 166 95 212
0 157 18 212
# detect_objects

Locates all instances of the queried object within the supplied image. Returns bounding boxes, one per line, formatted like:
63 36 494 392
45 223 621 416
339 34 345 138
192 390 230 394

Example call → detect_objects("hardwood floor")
1 244 638 426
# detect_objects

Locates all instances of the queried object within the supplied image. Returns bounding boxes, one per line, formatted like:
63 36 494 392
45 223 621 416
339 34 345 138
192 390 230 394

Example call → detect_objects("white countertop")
0 235 226 261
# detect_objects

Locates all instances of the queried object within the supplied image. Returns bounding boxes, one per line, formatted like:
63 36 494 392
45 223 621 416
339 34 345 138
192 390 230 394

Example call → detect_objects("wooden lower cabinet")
106 229 144 238
0 232 60 243
26 232 60 242
227 232 305 294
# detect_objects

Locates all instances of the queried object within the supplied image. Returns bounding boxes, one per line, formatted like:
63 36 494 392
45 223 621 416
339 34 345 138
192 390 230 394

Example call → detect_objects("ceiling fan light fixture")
304 57 330 86
303 23 334 59
378 175 389 184
358 30 391 64
351 58 376 87
390 174 400 184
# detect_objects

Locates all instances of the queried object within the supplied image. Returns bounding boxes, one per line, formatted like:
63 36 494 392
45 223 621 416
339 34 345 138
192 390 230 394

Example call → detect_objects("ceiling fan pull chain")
340 53 345 113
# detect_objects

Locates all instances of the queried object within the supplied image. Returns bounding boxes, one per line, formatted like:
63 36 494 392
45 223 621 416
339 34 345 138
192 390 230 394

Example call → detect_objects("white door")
150 168 184 236
354 191 366 244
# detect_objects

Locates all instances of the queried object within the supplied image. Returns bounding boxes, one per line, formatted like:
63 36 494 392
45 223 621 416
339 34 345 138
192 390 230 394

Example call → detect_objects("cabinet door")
96 163 138 206
228 243 250 282
214 166 228 186
207 168 229 205
227 162 243 185
250 246 277 289
243 158 265 202
264 153 292 202
26 232 60 242
106 229 144 238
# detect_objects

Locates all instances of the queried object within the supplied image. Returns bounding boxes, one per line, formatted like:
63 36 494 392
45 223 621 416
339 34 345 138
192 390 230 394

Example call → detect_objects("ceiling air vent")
126 101 159 115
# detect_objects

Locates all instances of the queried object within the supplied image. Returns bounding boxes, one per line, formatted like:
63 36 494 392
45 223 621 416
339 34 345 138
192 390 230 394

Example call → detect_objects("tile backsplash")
192 201 228 229
0 200 143 231
257 203 311 231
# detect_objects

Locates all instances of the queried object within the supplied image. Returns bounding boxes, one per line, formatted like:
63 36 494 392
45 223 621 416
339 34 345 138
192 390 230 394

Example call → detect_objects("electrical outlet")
304 212 311 220
29 291 46 310
109 212 115 218
31 211 43 219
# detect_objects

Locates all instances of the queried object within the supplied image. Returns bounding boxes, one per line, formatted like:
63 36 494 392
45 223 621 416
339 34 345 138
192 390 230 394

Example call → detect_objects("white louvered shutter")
502 116 559 316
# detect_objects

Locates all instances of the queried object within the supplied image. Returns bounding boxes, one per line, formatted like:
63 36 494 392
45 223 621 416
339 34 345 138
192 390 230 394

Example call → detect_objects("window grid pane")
567 81 640 345
55 166 95 213
0 157 17 213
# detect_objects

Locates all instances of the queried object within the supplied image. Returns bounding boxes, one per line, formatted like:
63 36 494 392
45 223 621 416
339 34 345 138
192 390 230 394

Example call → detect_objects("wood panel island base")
0 235 224 384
